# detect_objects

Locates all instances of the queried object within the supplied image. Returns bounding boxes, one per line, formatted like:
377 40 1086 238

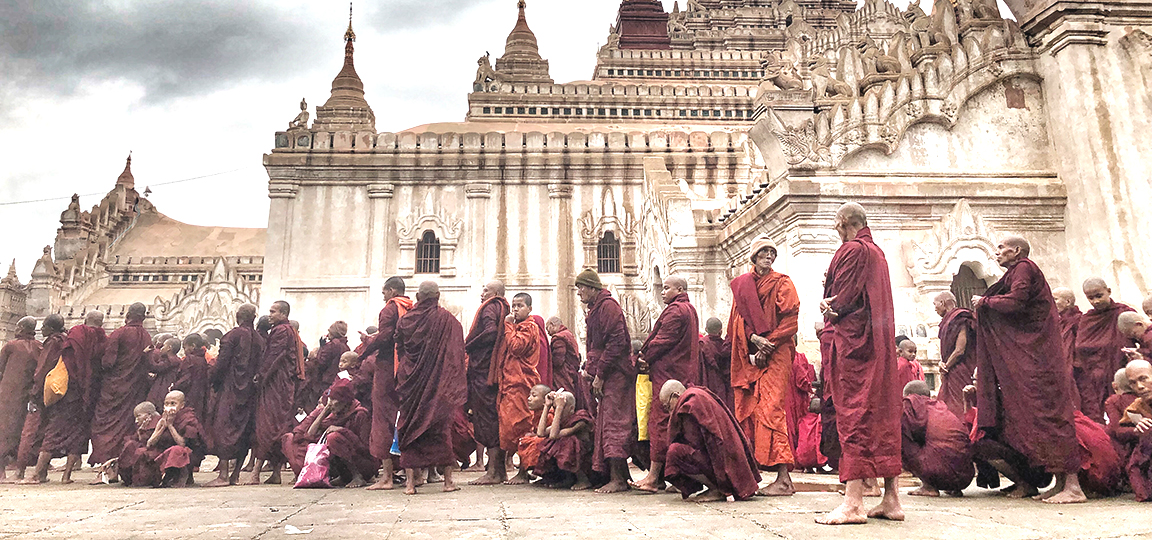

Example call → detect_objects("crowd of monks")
2 202 1152 526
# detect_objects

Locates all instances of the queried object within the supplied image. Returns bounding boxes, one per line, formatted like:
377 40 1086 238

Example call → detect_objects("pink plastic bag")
294 435 332 489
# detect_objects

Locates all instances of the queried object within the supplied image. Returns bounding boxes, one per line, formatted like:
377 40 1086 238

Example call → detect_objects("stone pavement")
1 468 1150 540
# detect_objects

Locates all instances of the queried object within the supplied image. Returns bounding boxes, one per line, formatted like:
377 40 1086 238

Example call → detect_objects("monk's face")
163 395 185 416
752 247 776 275
1128 365 1152 400
510 298 531 322
339 355 360 371
527 388 547 411
661 279 684 305
576 284 599 305
933 298 950 317
995 241 1022 267
135 410 157 427
269 304 288 325
545 321 558 336
661 390 681 412
898 341 917 361
1054 294 1074 313
1084 285 1112 311
329 398 352 415
834 215 851 243
480 283 498 302
382 286 399 301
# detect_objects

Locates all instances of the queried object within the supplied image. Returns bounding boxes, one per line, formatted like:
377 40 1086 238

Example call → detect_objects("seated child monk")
901 381 974 497
506 384 551 485
1121 360 1152 501
535 390 595 490
337 351 373 410
1119 312 1152 361
1106 367 1139 469
118 392 203 488
280 379 379 488
660 380 761 502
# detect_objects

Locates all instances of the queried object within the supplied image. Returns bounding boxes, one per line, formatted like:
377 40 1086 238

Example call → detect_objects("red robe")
1073 410 1122 495
299 336 349 412
584 289 635 472
89 321 149 464
1105 392 1138 468
174 350 210 422
22 333 64 464
0 328 40 462
1137 327 1152 359
360 296 413 461
496 320 541 453
549 326 591 414
896 356 926 391
640 292 700 464
1074 300 1136 424
937 308 977 419
46 324 107 458
727 270 800 470
119 407 202 487
823 227 900 482
530 315 552 389
253 321 302 460
536 410 595 475
1058 306 1082 371
517 410 549 470
207 321 264 459
817 323 840 468
395 297 467 469
1122 398 1152 500
901 394 974 492
975 258 1079 474
281 400 378 481
786 352 815 454
698 334 732 411
146 350 181 410
464 296 508 450
665 386 762 500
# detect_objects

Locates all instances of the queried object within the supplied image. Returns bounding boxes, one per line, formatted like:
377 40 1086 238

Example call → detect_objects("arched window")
950 264 988 310
597 231 621 274
416 230 441 274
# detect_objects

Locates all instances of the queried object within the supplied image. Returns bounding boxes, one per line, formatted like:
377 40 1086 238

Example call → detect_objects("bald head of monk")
383 276 406 300
16 316 36 336
481 280 505 302
84 310 104 328
236 303 257 325
42 313 64 337
163 338 181 356
257 315 271 333
1052 287 1077 314
1127 360 1152 400
705 317 722 337
933 292 957 318
995 236 1031 267
134 401 159 427
1143 295 1152 318
660 379 687 412
661 276 687 305
163 390 186 416
545 316 564 336
127 302 147 323
528 384 551 412
1118 312 1150 340
1114 367 1134 395
897 339 917 361
269 300 290 325
338 351 361 370
1082 277 1113 311
903 380 932 397
834 202 868 243
556 390 577 417
417 281 440 302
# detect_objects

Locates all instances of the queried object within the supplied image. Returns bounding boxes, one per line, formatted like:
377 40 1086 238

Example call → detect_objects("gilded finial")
518 0 526 9
345 2 356 42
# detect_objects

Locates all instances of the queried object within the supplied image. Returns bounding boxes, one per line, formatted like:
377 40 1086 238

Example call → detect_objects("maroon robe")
698 334 733 411
89 321 150 464
823 227 900 482
1122 398 1152 501
22 333 64 464
535 410 595 476
1074 300 1136 424
299 336 349 411
897 356 925 391
1073 410 1122 495
786 352 815 454
464 296 508 450
1106 392 1138 467
975 258 1080 474
281 400 378 481
174 350 209 421
549 326 590 414
1058 306 1082 371
937 308 977 419
817 323 840 468
531 314 553 389
640 292 700 464
665 386 762 500
45 324 106 459
253 321 302 461
0 327 40 462
146 350 181 410
207 321 264 459
119 407 203 487
360 296 413 461
901 394 974 492
1137 327 1152 359
584 289 635 472
395 297 467 469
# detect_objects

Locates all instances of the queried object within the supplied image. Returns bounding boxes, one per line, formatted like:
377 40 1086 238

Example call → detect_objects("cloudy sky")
0 0 1010 280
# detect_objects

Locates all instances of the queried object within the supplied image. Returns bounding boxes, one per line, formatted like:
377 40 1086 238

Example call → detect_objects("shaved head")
272 300 291 316
932 291 957 316
665 276 688 291
134 401 158 417
705 317 722 335
165 390 186 405
42 314 64 334
1144 295 1152 317
84 310 105 327
836 202 868 228
934 291 957 304
1052 287 1075 302
16 316 36 334
1115 367 1133 394
165 338 182 355
659 379 687 404
903 380 931 397
236 304 258 324
1118 312 1150 338
532 384 552 395
484 280 505 297
127 302 147 322
1083 277 1109 292
547 316 563 326
1001 235 1031 258
384 276 406 295
418 281 440 300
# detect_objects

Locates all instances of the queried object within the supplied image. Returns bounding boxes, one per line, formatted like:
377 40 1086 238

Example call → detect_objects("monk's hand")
1137 419 1152 435
592 376 604 398
819 296 838 318
323 425 342 436
1124 348 1144 362
971 295 984 309
635 354 649 373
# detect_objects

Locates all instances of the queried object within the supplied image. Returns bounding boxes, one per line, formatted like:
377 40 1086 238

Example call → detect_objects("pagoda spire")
116 152 134 189
494 0 553 84
313 2 375 131
616 0 672 50
2 259 17 286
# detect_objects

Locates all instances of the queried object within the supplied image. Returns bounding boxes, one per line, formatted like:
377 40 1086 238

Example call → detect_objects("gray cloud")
364 0 478 31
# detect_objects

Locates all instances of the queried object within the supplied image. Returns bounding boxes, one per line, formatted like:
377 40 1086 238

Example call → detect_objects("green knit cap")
575 269 603 290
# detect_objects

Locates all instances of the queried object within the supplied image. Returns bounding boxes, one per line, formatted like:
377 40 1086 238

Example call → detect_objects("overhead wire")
0 166 258 207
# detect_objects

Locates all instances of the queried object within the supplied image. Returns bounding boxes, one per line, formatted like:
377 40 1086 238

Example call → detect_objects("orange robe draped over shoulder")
496 320 541 453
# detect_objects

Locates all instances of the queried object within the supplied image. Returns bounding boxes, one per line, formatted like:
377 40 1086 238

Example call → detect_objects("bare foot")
344 477 367 488
571 479 592 491
464 461 486 472
756 479 795 497
468 471 505 485
404 485 417 495
59 478 74 485
1006 485 1038 499
18 477 44 485
264 473 282 485
867 502 905 521
816 503 868 525
629 478 662 493
908 486 940 497
1042 486 1087 504
595 479 630 494
691 489 726 503
203 477 232 488
443 481 460 493
504 471 531 485
0 477 15 485
239 474 261 486
366 479 394 491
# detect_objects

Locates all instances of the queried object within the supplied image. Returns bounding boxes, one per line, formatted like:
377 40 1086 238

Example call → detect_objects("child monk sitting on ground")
534 390 595 490
336 351 373 409
1119 312 1152 361
280 379 379 488
900 381 974 497
118 391 203 488
505 384 551 485
1121 360 1152 501
1106 367 1139 471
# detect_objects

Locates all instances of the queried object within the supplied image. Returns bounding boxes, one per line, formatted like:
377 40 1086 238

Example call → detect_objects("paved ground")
1 466 1150 540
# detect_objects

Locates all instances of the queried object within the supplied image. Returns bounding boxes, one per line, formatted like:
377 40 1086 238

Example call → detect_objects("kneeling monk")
281 379 378 488
901 381 974 497
535 390 595 490
119 392 203 487
662 380 761 502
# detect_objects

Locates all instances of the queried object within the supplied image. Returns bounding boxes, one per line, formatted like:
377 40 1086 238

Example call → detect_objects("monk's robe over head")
546 319 587 412
663 383 762 500
936 295 977 419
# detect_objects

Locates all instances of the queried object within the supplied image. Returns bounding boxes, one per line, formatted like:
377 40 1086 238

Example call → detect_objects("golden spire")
344 2 356 43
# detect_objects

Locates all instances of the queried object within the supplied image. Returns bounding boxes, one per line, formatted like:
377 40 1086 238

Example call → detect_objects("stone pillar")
550 182 576 328
261 175 299 311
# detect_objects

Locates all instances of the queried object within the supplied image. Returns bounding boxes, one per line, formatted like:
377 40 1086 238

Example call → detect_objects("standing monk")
17 315 65 484
1075 278 1136 424
545 316 587 412
934 292 976 419
787 345 816 458
466 280 509 485
727 235 800 497
394 281 467 494
699 318 733 411
973 236 1085 503
360 277 413 491
817 203 902 524
243 300 303 485
530 314 552 389
299 322 350 411
1054 287 1082 370
577 269 636 494
0 317 41 482
204 304 264 487
632 276 700 493
90 304 151 468
496 293 542 483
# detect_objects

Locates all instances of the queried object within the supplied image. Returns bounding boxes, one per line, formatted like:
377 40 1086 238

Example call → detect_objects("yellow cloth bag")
44 357 68 407
635 374 652 441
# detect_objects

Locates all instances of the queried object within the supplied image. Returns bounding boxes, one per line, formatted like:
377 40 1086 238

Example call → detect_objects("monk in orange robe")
726 234 799 496
507 384 550 484
495 293 542 480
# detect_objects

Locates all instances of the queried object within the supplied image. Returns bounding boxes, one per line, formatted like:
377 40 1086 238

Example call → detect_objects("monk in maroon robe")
661 381 761 502
278 379 378 487
817 322 841 470
531 314 552 389
174 335 210 428
0 317 41 482
119 392 203 487
244 300 303 485
577 269 635 494
1119 312 1152 362
1120 359 1152 500
298 322 350 412
465 280 509 485
17 315 65 484
1054 287 1082 370
89 303 151 467
1105 368 1138 470
204 304 264 487
1072 410 1122 495
698 318 733 411
901 381 974 497
1075 278 1136 424
787 349 815 457
358 277 413 490
395 281 466 494
974 236 1085 503
817 203 902 524
934 292 977 419
896 340 925 391
534 391 595 489
546 317 591 414
146 337 181 409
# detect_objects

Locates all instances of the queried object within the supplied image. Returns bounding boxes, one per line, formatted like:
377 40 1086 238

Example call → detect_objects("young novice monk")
119 391 203 487
1106 367 1139 469
901 381 974 497
1121 360 1152 501
281 378 378 488
1119 312 1152 362
896 339 925 391
661 380 761 502
535 390 595 490
506 384 551 485
337 351 373 409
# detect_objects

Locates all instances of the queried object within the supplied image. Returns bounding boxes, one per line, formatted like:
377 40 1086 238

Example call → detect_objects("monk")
17 315 65 484
1119 312 1152 361
901 381 974 497
90 303 151 467
1121 359 1152 500
1106 367 1138 467
535 390 595 489
725 235 800 497
575 269 636 493
298 321 350 412
698 317 733 411
494 293 542 484
973 235 1085 503
817 203 902 524
1144 295 1152 318
661 380 761 502
174 335 210 424
280 379 377 488
896 339 925 390
119 391 203 487
787 343 816 457
146 337 181 409
1075 278 1136 423
1071 409 1122 496
507 384 550 485
1054 287 1082 370
358 277 413 490
935 292 976 419
817 321 841 471
0 317 41 482
243 300 303 485
545 316 588 412
465 280 509 485
530 314 552 389
204 304 264 487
